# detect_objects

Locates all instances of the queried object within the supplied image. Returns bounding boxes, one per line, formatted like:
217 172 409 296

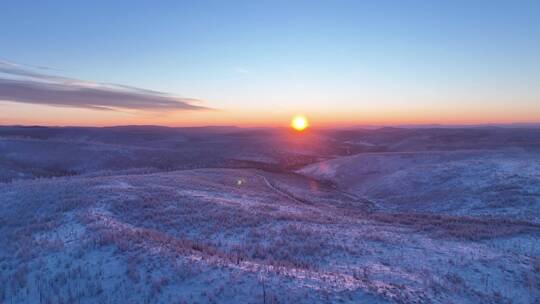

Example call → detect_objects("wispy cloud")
0 60 211 112
233 67 249 75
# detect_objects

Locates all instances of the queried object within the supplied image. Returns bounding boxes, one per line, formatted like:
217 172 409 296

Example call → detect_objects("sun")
291 115 309 131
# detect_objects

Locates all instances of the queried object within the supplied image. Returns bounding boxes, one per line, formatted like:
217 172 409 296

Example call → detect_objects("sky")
0 0 539 127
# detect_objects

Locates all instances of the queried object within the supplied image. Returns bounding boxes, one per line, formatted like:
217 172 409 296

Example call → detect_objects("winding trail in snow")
256 174 309 205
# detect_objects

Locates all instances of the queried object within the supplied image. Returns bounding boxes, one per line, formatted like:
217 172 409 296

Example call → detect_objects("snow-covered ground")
1 167 539 303
299 150 540 222
1 126 539 303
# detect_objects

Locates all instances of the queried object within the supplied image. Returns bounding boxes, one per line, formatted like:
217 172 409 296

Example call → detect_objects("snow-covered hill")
298 150 540 222
1 167 539 303
1 126 540 303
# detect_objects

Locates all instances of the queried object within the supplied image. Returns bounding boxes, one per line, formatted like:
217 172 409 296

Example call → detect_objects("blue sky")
1 0 539 126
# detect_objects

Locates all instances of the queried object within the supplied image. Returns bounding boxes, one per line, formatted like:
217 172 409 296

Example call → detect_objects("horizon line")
2 122 540 130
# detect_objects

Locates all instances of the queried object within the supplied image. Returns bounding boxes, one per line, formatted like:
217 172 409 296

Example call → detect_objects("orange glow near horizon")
291 115 309 131
1 101 540 128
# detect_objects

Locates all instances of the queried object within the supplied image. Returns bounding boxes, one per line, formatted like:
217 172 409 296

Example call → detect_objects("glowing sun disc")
291 115 309 131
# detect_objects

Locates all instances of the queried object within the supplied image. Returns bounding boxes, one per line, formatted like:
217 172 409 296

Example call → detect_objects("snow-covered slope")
299 150 540 221
1 168 539 303
2 127 540 303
